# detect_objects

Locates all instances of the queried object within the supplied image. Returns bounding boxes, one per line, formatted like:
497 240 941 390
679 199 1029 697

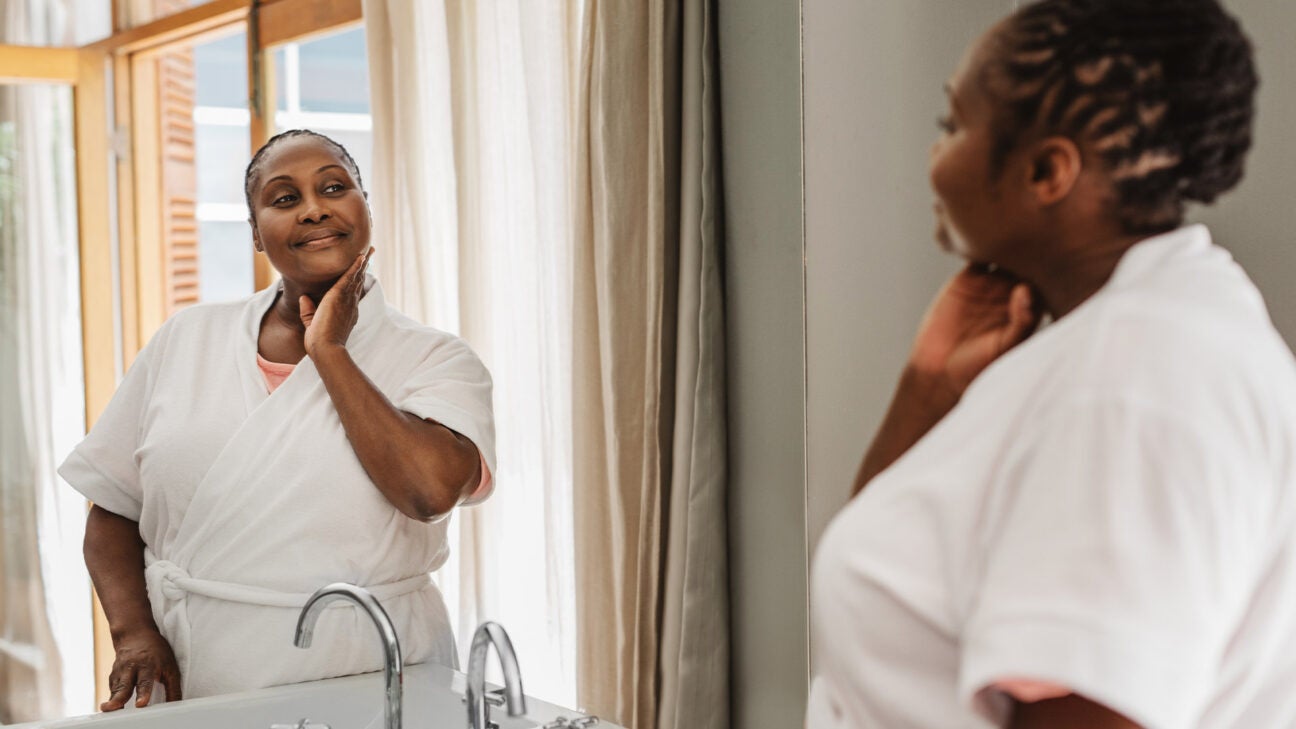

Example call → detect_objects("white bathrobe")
59 277 496 699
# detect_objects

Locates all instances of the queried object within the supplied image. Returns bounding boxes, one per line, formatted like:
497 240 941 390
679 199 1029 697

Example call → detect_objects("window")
193 30 253 303
272 26 373 188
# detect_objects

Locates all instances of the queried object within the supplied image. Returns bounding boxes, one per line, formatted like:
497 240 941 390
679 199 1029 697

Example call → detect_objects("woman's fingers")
134 666 156 707
161 663 183 702
100 654 182 710
350 248 373 293
1004 283 1039 346
299 294 317 327
101 665 137 711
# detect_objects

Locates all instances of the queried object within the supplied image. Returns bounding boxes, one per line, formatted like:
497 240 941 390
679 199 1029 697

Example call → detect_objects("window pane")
195 120 250 207
186 28 253 305
198 221 254 303
193 31 248 108
297 27 370 114
274 46 288 113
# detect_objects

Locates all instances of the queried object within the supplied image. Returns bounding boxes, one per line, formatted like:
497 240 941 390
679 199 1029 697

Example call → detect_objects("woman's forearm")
310 343 482 522
852 365 960 496
85 505 184 708
84 505 159 640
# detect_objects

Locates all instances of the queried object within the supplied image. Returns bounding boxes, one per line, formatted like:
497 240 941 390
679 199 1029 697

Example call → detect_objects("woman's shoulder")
378 306 459 343
1037 276 1296 435
137 295 261 361
374 305 484 364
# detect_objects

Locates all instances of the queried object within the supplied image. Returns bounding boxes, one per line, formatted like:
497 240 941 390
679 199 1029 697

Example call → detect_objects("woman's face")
249 136 371 287
928 24 1030 266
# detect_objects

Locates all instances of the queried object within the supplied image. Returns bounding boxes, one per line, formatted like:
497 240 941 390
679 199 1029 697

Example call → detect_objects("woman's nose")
298 198 331 224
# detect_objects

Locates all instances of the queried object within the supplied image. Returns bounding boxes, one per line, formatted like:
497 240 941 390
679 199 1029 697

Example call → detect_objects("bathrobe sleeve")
393 335 497 505
58 319 172 522
957 394 1272 729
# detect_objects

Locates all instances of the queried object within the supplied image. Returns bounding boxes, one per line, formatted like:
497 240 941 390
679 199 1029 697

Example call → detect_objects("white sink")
6 662 616 729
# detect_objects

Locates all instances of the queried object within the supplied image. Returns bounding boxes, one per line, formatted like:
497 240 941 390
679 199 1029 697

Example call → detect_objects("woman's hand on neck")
258 270 358 364
272 277 340 334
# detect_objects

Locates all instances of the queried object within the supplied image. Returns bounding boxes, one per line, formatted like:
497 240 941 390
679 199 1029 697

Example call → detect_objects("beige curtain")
573 0 729 726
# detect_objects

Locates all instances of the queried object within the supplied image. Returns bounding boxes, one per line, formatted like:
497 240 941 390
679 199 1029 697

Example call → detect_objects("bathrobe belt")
144 556 433 608
143 549 433 678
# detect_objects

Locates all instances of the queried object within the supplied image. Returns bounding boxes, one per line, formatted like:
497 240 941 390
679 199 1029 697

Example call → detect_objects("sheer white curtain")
363 0 581 706
0 2 95 723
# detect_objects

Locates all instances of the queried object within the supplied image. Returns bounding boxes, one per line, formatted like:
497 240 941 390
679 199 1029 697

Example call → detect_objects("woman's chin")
934 220 974 259
276 259 357 287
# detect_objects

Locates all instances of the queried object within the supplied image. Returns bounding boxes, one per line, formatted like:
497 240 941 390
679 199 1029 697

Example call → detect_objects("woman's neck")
258 276 345 364
1019 230 1149 319
271 277 340 333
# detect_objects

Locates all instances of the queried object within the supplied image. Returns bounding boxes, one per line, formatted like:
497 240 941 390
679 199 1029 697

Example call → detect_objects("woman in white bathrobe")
809 2 1296 728
61 130 495 710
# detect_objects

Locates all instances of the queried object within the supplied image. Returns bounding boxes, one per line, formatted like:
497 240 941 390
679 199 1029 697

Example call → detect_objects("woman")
809 1 1296 728
61 130 495 709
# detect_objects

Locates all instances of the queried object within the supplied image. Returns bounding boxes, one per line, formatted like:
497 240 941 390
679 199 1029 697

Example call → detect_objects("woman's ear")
1027 136 1083 206
250 220 263 253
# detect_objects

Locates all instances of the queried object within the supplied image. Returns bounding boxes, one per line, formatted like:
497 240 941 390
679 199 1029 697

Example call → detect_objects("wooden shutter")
155 0 199 314
155 48 199 313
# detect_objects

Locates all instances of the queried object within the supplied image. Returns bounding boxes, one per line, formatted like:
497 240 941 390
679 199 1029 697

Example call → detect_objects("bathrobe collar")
234 273 386 413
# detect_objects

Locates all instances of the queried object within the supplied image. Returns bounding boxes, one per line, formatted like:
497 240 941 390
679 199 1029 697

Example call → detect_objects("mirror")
3 0 588 716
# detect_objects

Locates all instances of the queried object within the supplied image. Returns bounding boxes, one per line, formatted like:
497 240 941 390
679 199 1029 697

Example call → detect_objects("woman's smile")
295 228 348 250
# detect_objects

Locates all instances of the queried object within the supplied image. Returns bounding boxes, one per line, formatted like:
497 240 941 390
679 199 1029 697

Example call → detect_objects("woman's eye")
936 115 956 134
324 183 345 193
272 194 297 206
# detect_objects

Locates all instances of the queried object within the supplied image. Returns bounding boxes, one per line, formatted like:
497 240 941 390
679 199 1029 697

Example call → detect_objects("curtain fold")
361 0 462 334
363 0 580 706
573 0 729 726
0 1 94 722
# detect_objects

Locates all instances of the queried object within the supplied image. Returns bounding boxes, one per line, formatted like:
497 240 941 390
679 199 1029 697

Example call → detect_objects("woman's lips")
294 234 345 250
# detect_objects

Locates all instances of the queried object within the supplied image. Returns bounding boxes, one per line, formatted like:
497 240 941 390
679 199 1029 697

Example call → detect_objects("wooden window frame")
0 42 114 712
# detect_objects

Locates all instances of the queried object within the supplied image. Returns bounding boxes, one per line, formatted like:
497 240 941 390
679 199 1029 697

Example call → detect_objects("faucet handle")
540 718 599 728
461 687 507 707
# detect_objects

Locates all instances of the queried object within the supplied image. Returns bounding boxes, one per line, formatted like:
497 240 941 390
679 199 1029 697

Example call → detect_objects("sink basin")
6 662 616 729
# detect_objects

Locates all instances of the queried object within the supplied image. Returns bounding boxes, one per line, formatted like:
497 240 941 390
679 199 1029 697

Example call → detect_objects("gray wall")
1189 0 1296 348
718 1 809 727
802 0 1010 553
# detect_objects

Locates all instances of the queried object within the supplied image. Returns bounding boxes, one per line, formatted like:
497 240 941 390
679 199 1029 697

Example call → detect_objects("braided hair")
988 0 1257 234
243 129 365 219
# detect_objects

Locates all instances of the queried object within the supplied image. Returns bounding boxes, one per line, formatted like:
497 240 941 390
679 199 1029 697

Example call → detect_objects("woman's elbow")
403 475 469 523
395 442 482 522
405 492 456 523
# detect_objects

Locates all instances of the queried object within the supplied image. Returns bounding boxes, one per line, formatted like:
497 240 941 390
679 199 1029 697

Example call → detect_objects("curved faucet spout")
295 583 403 729
467 622 527 729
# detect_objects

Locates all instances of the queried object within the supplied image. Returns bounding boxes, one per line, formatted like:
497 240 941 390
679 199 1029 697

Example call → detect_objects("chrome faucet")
466 622 527 729
294 583 403 729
